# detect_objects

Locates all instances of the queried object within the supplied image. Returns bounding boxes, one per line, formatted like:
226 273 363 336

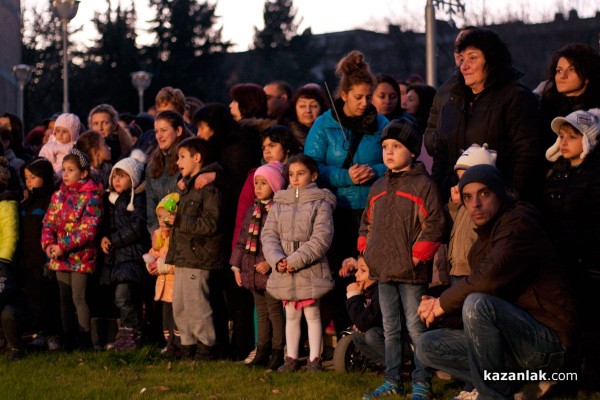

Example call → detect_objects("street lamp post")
52 0 79 113
130 71 153 114
12 64 33 128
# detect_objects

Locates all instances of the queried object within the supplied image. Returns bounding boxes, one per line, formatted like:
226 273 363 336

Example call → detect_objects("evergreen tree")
253 0 300 50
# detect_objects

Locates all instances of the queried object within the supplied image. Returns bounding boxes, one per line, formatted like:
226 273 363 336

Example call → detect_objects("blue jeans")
416 293 566 399
379 282 434 384
352 326 385 364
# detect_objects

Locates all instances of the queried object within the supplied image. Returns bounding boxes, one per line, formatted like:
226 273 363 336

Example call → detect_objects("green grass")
0 348 596 399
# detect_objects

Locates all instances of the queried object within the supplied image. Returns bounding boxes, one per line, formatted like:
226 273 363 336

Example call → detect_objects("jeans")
379 282 434 384
352 326 385 364
416 293 566 399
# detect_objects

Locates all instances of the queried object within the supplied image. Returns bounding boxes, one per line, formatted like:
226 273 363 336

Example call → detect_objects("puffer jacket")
358 163 445 284
262 183 336 301
41 178 103 273
165 168 224 270
304 104 388 210
102 187 151 284
0 193 19 264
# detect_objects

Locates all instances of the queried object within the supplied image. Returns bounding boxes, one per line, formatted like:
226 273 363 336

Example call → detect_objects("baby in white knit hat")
38 113 81 174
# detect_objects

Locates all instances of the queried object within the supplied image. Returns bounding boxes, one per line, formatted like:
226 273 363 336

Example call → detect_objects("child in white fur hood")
38 113 81 175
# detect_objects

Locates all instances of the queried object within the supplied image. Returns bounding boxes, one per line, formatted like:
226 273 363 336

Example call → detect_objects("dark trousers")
253 290 284 350
114 282 142 330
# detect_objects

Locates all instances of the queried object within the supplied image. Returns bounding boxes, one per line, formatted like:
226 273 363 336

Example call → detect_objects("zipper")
291 187 299 252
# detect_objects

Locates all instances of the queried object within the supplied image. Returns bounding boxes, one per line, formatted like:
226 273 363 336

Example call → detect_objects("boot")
113 327 141 351
247 346 270 368
195 342 215 362
181 344 197 360
90 318 107 350
266 348 284 371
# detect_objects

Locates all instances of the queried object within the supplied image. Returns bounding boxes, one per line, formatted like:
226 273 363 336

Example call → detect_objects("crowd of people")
0 27 599 400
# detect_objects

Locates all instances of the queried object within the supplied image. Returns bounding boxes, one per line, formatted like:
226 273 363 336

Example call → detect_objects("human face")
24 168 44 191
341 83 372 117
264 84 286 118
262 137 287 164
459 47 488 94
177 147 201 178
62 159 87 186
111 169 133 194
399 83 408 110
90 112 115 138
295 97 321 127
229 100 242 121
555 57 588 97
558 124 584 166
371 83 398 116
196 121 215 140
254 175 275 201
288 162 317 188
405 89 420 115
354 257 371 285
154 119 183 151
54 126 72 145
382 138 413 172
0 117 11 131
461 182 501 226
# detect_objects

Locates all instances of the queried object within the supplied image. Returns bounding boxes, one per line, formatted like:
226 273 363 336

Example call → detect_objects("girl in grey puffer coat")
261 154 336 370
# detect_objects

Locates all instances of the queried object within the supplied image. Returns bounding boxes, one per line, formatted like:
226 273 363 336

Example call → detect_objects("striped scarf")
245 199 272 254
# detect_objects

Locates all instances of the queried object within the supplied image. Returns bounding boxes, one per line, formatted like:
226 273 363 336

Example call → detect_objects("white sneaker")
243 348 257 364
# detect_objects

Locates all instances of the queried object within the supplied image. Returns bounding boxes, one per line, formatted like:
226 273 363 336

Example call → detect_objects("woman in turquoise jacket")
304 50 388 334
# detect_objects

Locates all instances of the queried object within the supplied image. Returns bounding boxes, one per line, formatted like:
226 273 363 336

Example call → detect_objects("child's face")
254 175 274 201
24 168 44 191
62 160 87 186
154 119 182 151
382 138 413 172
354 257 370 284
288 162 317 188
54 126 72 145
96 136 112 163
177 147 201 178
111 168 132 194
90 112 115 138
558 124 584 166
262 137 287 164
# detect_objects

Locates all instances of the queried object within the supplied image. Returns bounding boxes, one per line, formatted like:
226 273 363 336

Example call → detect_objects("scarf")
245 199 272 254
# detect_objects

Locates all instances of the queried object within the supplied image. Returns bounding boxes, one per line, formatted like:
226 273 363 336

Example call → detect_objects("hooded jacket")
262 183 336 301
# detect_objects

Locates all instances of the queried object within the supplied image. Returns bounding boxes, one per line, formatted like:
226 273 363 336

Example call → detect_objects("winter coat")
304 102 388 210
165 168 224 270
447 200 477 277
38 140 73 174
431 79 545 203
346 282 382 333
149 228 175 302
232 168 258 252
230 200 271 292
19 187 52 270
262 183 336 301
41 178 103 274
358 164 446 284
439 200 576 347
0 193 19 264
101 187 151 284
145 154 182 233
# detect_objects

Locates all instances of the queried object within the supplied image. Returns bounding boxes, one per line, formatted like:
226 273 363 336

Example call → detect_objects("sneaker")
277 356 299 372
30 334 47 348
362 381 403 399
113 328 141 351
303 357 323 372
47 336 62 351
243 348 257 364
453 389 478 400
411 382 433 400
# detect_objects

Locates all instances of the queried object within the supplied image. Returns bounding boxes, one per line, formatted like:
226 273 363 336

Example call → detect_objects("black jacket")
346 282 382 333
19 187 52 270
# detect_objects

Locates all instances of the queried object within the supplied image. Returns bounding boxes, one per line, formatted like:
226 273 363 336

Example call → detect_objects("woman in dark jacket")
431 28 545 203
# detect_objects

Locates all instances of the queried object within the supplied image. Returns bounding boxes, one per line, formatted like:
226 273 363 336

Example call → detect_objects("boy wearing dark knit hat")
360 117 446 400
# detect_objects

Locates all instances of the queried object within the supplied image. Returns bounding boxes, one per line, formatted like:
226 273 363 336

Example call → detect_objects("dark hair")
260 125 300 159
63 150 91 173
23 157 55 193
374 74 402 117
335 50 375 96
229 83 268 119
456 28 513 88
291 86 329 117
185 96 204 121
149 110 192 178
192 103 236 137
543 43 600 100
0 113 24 156
266 80 293 99
406 84 437 129
177 137 210 162
76 130 105 167
285 153 319 177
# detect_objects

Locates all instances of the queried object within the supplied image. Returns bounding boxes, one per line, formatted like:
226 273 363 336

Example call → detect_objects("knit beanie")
454 143 497 170
254 161 285 193
459 164 506 202
546 108 600 162
109 149 147 211
54 113 81 142
380 117 423 157
24 157 55 193
0 157 10 191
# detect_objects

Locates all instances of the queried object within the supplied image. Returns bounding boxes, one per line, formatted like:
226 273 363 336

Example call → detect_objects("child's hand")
100 237 112 254
346 282 362 293
147 262 158 275
46 245 62 259
163 211 176 226
450 184 461 204
255 261 271 275
233 270 242 287
339 257 358 277
194 172 216 190
277 259 288 273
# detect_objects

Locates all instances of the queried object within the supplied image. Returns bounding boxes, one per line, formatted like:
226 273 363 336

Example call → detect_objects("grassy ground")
0 348 596 400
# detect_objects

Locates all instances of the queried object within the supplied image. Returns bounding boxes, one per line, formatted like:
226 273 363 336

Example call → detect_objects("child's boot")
181 344 197 360
247 345 270 368
194 342 215 362
266 348 284 370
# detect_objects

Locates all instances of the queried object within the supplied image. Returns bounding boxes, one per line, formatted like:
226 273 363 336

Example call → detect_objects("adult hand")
339 257 358 277
418 295 445 328
255 261 271 275
349 164 375 185
100 237 112 254
194 172 216 190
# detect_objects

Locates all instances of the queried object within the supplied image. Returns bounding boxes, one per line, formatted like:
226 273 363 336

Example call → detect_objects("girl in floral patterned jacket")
41 148 103 350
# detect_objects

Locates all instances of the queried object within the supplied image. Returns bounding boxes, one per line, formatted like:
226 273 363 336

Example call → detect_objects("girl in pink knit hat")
38 113 81 175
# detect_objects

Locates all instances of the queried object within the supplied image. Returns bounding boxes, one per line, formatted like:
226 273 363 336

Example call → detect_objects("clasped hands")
417 295 445 328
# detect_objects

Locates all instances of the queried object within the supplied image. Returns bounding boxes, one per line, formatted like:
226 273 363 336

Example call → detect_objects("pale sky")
25 0 598 52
